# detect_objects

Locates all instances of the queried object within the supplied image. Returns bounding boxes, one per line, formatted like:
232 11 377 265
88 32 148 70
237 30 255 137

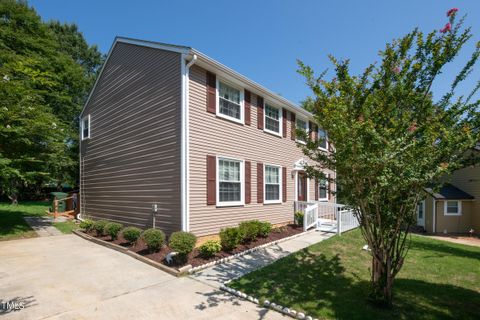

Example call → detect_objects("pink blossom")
392 66 400 74
447 8 458 17
440 22 451 33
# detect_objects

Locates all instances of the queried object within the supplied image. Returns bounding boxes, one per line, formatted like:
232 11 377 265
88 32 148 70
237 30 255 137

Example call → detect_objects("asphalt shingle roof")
425 183 474 200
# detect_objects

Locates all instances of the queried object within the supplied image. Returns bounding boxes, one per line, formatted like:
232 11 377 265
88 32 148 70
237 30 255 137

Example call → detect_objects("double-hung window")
444 200 461 216
296 117 308 143
318 177 328 201
264 165 281 203
317 127 328 150
217 157 243 206
264 104 282 136
81 115 90 140
218 81 243 123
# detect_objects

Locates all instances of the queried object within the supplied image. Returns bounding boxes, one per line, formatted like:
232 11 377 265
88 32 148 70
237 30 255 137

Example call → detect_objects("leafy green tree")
297 10 479 305
0 0 103 201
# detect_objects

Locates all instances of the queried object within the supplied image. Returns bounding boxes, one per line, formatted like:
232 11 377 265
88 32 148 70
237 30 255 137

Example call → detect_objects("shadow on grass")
228 249 480 320
410 238 480 260
0 213 33 238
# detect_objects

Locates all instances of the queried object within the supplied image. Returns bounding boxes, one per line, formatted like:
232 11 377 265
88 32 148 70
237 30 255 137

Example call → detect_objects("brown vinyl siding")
188 65 335 236
435 200 475 233
80 42 182 234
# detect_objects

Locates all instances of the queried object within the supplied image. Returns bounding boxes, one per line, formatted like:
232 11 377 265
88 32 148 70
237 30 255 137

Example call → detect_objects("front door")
417 200 425 227
297 172 308 201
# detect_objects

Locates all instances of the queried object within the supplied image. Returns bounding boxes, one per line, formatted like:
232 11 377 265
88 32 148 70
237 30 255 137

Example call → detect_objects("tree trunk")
371 253 393 306
9 193 18 206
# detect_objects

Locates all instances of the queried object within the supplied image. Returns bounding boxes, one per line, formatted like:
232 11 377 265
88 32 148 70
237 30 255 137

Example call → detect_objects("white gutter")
181 54 197 231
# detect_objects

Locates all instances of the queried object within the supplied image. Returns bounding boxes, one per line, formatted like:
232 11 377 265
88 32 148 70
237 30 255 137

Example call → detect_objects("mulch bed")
86 224 303 269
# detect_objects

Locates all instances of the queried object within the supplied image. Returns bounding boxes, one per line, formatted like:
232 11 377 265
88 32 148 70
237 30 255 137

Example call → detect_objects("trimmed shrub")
169 231 197 258
93 220 108 236
238 220 262 243
198 240 222 258
79 219 94 232
142 228 166 252
258 221 273 237
219 227 240 251
105 222 123 240
294 211 304 226
122 227 142 245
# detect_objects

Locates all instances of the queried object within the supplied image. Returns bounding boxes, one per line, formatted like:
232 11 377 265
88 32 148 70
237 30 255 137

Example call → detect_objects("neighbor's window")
296 118 308 143
318 178 328 200
218 157 243 205
264 104 281 135
417 201 424 219
444 200 461 216
318 127 328 150
265 165 281 203
218 81 242 122
81 115 90 140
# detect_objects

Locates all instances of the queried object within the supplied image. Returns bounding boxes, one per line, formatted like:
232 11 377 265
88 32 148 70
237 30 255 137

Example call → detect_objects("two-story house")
79 37 335 237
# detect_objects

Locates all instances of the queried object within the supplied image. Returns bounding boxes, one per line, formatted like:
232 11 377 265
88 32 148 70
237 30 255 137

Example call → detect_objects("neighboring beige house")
79 37 335 237
417 165 480 234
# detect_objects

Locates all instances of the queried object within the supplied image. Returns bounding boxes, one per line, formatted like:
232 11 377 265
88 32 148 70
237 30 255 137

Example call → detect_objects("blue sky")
30 0 479 104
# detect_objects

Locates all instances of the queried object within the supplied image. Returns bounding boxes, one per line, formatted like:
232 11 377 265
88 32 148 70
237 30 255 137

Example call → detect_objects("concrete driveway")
0 235 283 320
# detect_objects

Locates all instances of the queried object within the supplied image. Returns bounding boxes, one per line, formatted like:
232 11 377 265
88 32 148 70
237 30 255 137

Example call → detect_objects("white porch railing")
295 201 360 235
303 203 318 231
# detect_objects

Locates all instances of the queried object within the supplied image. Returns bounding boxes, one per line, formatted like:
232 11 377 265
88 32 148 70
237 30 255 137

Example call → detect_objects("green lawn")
53 220 79 234
0 201 49 241
229 230 480 320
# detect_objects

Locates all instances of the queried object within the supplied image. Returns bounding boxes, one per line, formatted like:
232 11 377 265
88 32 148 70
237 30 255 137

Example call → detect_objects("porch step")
316 219 337 233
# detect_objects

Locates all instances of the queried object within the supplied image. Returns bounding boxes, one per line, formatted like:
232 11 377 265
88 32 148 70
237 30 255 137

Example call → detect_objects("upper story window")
317 127 328 150
217 81 243 124
318 177 328 201
264 164 281 203
444 200 461 216
296 117 308 144
81 115 90 140
217 157 244 206
264 104 282 136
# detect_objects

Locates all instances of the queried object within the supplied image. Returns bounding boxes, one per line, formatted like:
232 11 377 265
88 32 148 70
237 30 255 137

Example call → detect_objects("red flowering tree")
298 10 479 305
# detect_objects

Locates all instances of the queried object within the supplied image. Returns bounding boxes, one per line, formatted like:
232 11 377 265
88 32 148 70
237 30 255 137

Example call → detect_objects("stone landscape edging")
72 230 187 276
220 283 318 320
188 229 315 274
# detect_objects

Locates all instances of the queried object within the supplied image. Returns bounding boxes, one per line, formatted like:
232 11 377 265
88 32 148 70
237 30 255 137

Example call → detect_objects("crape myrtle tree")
297 9 480 305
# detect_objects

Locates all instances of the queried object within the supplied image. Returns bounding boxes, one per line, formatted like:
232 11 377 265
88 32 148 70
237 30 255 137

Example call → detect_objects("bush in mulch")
93 220 108 236
105 222 123 240
142 228 166 252
122 226 142 245
169 231 197 262
219 227 241 251
199 240 222 258
79 219 94 232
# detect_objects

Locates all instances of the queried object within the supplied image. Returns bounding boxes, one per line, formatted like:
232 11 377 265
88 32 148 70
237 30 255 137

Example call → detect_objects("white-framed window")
417 201 425 219
81 114 90 140
264 164 281 204
296 116 308 144
217 80 244 124
217 156 244 206
317 127 328 150
444 200 462 216
264 103 282 136
318 177 328 201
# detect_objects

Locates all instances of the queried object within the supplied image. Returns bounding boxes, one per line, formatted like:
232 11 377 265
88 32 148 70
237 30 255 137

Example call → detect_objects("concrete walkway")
0 235 284 320
190 231 333 288
23 216 63 237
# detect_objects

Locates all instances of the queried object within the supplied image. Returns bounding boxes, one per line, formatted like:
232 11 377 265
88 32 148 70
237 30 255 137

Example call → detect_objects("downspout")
181 54 197 232
432 198 436 233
